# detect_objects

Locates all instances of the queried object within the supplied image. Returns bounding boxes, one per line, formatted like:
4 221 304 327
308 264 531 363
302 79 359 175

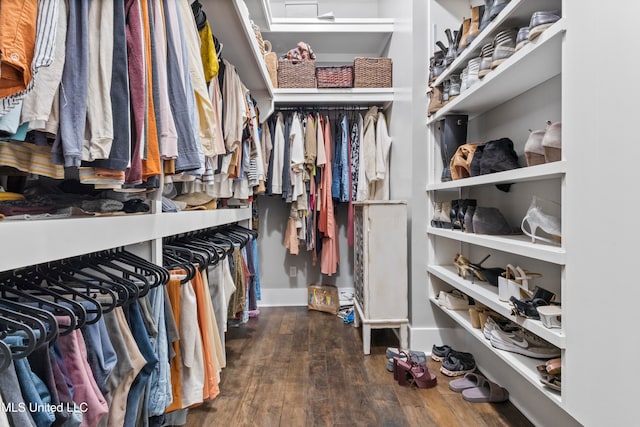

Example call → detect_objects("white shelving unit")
425 0 571 424
273 88 394 108
203 0 275 118
0 208 252 272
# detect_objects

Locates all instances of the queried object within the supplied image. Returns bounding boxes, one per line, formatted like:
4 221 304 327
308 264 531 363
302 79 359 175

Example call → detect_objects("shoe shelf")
427 19 565 125
429 297 563 407
0 207 252 273
426 161 566 191
428 264 565 348
427 227 565 265
431 0 562 88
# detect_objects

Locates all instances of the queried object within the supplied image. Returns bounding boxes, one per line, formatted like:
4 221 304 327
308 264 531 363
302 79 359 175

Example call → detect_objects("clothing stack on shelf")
0 224 258 427
0 0 267 220
262 106 391 275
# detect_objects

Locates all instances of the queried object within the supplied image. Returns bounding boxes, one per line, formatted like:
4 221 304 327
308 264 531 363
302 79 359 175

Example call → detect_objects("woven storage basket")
315 66 354 88
277 59 316 88
354 57 392 88
263 40 278 88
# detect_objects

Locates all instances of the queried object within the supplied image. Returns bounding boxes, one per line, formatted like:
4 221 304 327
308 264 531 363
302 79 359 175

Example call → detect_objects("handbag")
450 143 480 180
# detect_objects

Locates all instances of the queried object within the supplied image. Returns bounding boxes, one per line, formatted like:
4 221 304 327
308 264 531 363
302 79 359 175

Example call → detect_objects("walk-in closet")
0 0 634 426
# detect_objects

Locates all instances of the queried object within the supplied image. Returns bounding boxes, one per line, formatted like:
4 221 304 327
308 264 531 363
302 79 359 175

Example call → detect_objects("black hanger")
83 252 151 298
0 314 38 360
0 339 12 372
111 248 170 287
163 245 197 283
53 260 132 307
0 302 54 348
0 283 81 334
7 269 90 328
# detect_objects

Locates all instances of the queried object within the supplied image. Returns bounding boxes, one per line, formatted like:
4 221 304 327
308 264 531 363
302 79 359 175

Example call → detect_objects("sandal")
449 372 486 392
536 364 561 391
461 377 510 403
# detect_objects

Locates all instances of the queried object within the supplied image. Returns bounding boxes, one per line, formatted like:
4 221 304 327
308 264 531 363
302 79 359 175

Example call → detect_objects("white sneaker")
490 328 560 358
482 315 519 340
437 290 470 310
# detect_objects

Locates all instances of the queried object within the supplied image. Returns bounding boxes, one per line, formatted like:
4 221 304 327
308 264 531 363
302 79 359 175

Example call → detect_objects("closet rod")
274 105 384 111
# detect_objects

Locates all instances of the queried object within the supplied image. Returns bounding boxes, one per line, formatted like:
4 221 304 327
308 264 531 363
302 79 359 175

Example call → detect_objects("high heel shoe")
394 352 437 388
454 253 486 282
521 196 561 244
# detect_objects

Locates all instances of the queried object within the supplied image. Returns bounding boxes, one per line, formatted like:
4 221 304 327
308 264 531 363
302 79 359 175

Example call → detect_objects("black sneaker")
440 351 476 376
431 344 452 361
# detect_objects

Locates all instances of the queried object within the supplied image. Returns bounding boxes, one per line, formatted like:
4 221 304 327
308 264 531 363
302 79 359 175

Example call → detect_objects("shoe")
431 202 443 228
439 201 452 228
442 79 451 103
524 128 546 166
444 28 459 66
537 305 562 329
461 377 509 403
454 253 485 282
439 115 469 182
476 137 520 175
490 28 518 69
488 0 510 20
472 206 515 235
468 254 505 286
542 121 561 162
450 145 478 181
466 5 483 46
521 196 561 244
509 295 549 320
441 351 476 376
449 372 487 392
463 201 476 233
386 347 427 372
466 57 481 89
456 199 477 230
482 315 519 340
448 74 461 99
431 344 452 361
429 49 446 84
515 26 530 51
428 85 445 116
537 364 561 391
393 352 437 388
468 306 484 328
460 67 468 93
437 289 470 310
546 357 562 375
528 10 561 41
449 199 462 230
478 42 495 78
490 328 561 358
457 18 471 54
498 264 542 301
479 0 494 32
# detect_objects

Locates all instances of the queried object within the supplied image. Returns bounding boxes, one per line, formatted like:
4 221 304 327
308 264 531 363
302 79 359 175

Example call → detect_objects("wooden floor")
187 307 534 427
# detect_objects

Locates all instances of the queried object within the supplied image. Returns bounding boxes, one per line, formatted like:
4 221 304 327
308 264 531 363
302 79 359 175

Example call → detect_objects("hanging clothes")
371 110 393 200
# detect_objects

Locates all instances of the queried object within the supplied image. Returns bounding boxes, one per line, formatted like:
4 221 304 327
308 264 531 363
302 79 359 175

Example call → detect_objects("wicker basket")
277 59 316 88
263 41 278 88
354 57 392 88
315 66 354 88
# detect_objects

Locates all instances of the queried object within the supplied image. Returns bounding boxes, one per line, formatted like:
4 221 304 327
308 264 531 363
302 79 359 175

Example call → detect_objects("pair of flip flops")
449 372 509 403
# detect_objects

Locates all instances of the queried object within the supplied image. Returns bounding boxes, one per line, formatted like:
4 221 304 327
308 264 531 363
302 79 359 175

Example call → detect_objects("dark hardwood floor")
187 306 534 427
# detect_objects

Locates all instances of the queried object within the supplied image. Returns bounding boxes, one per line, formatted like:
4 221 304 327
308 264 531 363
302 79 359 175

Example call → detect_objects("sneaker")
386 347 427 372
490 328 561 358
431 344 452 361
437 290 470 310
482 315 519 340
441 351 476 376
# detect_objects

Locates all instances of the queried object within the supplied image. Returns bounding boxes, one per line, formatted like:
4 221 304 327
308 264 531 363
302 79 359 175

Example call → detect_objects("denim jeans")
146 286 171 416
4 335 55 427
81 310 118 395
123 301 158 427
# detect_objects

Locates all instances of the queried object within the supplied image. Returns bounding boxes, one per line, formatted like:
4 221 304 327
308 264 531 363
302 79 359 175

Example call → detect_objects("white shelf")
428 265 565 348
273 88 394 107
427 227 565 265
432 0 562 87
430 297 562 407
0 208 251 272
203 0 274 118
427 19 565 124
427 161 566 191
262 19 393 64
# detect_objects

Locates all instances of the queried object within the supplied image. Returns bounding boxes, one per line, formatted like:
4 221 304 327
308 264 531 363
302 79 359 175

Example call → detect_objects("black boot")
440 114 469 182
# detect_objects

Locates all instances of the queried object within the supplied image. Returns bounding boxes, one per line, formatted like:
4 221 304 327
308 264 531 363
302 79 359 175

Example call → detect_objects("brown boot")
458 18 471 54
428 85 445 117
466 6 483 46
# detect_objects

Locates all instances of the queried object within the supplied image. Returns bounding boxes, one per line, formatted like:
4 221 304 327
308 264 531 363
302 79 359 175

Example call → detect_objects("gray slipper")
461 378 509 403
449 372 486 392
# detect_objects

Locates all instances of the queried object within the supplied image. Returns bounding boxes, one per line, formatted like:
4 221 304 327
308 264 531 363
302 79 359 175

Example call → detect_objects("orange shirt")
0 1 37 97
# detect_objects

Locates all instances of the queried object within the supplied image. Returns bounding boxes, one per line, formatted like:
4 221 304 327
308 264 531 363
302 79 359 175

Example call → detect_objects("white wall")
269 0 381 18
256 194 354 306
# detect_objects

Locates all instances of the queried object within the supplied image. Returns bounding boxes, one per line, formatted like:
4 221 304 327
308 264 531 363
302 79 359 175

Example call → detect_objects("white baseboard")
407 325 456 354
258 287 356 307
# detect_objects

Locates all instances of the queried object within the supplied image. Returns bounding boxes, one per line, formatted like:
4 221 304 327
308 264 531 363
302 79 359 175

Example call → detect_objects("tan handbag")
450 143 480 180
263 40 278 88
